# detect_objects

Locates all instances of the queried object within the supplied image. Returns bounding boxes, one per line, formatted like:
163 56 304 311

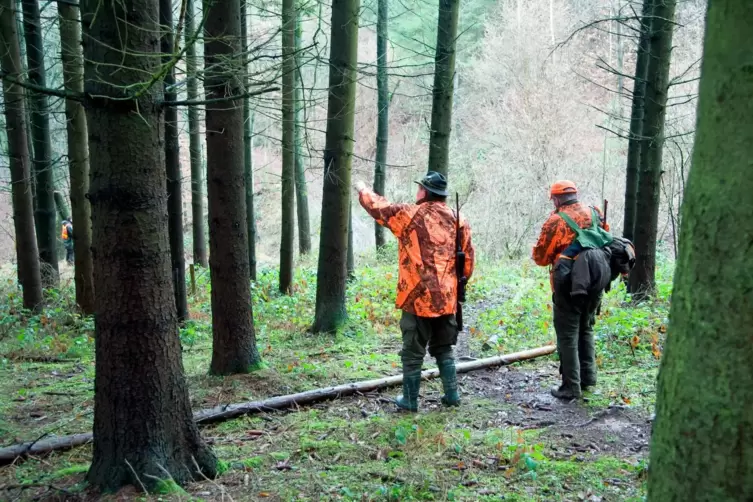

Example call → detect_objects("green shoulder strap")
557 211 582 235
557 208 613 249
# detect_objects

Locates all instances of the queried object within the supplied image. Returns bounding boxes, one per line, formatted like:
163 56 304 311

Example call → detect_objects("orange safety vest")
61 223 70 240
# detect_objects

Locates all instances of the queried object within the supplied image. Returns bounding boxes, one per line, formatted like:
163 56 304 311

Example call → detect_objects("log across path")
0 345 555 465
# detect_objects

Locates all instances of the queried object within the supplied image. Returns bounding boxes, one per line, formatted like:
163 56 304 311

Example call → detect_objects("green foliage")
0 255 670 499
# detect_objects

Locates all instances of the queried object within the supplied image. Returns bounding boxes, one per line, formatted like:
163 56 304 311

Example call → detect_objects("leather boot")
395 366 421 412
551 383 582 400
436 356 460 406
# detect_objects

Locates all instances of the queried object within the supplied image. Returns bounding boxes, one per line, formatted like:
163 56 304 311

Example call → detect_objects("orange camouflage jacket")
532 201 609 287
358 188 475 317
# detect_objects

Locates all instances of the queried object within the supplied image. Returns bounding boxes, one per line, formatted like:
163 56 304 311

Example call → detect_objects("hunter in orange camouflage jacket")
358 188 475 317
532 201 609 288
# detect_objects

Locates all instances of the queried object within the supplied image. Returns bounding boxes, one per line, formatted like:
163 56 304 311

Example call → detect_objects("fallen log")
0 434 93 465
0 345 555 465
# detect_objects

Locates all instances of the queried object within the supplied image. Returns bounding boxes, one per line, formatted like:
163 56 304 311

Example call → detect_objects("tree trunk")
53 191 70 221
294 11 311 255
311 0 360 333
622 0 653 243
373 0 388 250
347 204 354 280
205 0 262 374
279 0 295 294
186 0 207 268
628 0 676 299
21 0 57 285
0 0 43 310
647 3 753 498
161 0 188 321
426 0 459 178
59 4 94 314
241 0 257 281
81 0 217 490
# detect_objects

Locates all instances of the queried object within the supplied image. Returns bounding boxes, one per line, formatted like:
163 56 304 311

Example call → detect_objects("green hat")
415 171 449 197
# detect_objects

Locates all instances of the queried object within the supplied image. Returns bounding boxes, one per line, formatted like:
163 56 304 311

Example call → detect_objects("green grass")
0 253 671 500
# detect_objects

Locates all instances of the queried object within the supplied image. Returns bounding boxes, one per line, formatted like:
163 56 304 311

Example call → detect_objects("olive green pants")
552 294 601 392
399 311 458 368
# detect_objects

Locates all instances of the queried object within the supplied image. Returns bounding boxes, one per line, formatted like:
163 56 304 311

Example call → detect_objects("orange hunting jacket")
358 189 475 317
532 201 609 289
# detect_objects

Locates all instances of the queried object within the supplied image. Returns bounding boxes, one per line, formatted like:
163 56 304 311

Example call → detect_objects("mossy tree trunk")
21 0 58 285
81 0 217 489
373 0 388 249
426 0 459 178
347 204 354 280
0 0 43 310
241 0 257 280
204 0 262 374
312 0 360 333
162 0 188 321
293 10 311 255
279 0 295 294
53 191 70 221
622 0 653 243
628 0 676 299
186 0 207 268
648 2 753 498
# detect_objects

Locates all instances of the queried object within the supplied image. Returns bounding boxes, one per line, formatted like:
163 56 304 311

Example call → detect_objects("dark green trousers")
552 294 600 392
399 311 458 368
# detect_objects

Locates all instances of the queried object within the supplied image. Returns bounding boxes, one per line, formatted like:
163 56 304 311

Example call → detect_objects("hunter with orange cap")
533 180 610 399
355 171 475 412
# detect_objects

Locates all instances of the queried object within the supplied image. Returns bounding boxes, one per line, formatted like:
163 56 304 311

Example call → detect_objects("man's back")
358 190 474 317
533 201 608 267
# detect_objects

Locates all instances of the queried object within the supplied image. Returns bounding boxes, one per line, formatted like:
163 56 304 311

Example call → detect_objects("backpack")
604 236 636 288
558 208 613 250
552 208 627 297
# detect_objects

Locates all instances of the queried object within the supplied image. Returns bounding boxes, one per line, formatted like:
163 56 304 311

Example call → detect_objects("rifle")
603 199 609 224
455 193 467 331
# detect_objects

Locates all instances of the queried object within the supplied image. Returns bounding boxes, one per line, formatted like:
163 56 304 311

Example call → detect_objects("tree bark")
241 0 257 281
426 0 459 178
279 0 295 294
293 11 311 255
0 0 43 310
186 0 207 268
373 0 388 250
53 191 70 221
204 0 262 374
161 0 188 321
311 0 360 333
622 0 653 243
21 0 58 285
81 0 217 490
647 3 753 498
59 4 94 314
347 203 355 280
628 0 676 299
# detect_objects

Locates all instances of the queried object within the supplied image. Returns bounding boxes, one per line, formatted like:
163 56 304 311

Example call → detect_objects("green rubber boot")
395 367 421 412
437 356 460 407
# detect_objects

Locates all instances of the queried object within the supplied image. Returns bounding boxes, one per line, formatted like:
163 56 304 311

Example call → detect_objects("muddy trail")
330 362 652 462
415 282 651 465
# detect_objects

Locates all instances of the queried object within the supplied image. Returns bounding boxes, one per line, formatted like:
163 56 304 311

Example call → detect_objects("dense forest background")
0 0 706 266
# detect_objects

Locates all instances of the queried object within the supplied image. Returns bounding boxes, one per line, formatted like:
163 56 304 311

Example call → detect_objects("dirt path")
461 364 652 459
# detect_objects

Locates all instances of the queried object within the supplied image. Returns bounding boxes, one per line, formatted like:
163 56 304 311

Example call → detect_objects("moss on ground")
0 257 670 500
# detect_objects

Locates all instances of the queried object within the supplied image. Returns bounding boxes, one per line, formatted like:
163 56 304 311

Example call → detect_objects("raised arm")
356 186 412 236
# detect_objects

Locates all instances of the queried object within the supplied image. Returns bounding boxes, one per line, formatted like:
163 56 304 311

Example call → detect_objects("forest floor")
0 251 672 501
